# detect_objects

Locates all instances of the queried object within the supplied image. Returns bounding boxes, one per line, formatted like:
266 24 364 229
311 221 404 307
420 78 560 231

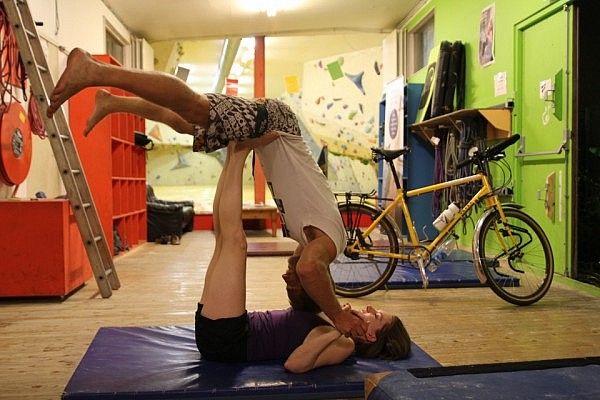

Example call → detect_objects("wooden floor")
1 230 599 400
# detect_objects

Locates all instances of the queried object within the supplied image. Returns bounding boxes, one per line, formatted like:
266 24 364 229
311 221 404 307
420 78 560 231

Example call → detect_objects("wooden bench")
193 204 280 237
242 204 279 237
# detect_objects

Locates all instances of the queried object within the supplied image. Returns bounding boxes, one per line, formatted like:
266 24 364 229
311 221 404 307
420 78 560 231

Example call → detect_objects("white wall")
0 0 134 199
28 0 130 53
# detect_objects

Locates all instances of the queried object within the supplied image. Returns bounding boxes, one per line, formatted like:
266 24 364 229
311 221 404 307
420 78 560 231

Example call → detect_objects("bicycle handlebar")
456 134 521 169
484 134 521 158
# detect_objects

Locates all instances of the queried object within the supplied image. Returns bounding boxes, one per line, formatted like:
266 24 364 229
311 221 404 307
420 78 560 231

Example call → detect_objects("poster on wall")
383 76 405 200
479 4 495 67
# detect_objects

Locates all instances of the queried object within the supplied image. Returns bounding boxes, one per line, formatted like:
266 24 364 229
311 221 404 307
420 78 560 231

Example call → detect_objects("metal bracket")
515 130 570 158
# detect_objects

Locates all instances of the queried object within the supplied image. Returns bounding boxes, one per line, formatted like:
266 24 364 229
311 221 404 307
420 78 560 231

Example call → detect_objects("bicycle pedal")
417 260 429 289
421 272 429 289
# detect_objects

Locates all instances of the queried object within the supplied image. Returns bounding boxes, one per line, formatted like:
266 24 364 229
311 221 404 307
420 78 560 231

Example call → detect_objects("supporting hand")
331 307 367 339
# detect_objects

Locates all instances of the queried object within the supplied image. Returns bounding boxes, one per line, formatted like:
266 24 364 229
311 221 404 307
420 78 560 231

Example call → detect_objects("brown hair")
354 316 411 360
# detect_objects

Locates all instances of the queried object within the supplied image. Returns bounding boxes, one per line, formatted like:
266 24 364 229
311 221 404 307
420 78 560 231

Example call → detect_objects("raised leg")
200 143 251 319
85 89 194 136
200 145 233 291
47 48 209 128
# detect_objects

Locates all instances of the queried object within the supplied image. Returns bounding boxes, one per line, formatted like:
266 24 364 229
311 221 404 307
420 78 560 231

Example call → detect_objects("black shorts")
194 303 249 362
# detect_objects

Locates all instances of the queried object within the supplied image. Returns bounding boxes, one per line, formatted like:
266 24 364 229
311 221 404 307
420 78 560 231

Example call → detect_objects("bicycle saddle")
371 147 410 162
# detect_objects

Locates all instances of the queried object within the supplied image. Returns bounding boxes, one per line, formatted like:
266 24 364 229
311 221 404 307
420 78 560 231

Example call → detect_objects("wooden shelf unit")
0 200 92 297
69 54 146 256
409 107 513 144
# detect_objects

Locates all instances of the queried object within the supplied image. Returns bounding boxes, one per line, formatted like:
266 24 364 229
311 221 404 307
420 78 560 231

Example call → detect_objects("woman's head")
352 306 411 360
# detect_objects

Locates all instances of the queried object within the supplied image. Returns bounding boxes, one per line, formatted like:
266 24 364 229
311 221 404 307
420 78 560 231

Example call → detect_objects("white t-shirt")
255 133 346 256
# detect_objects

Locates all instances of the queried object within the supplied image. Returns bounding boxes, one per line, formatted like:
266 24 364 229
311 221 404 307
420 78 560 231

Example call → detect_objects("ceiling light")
238 0 301 17
265 1 277 17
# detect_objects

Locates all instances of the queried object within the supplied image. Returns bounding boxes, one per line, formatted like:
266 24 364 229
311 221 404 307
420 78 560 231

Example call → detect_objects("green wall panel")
404 0 573 274
407 0 558 109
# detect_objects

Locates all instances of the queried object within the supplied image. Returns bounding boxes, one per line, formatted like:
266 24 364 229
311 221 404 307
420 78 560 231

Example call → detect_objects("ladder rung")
71 169 81 174
24 28 36 38
26 60 47 74
73 202 92 211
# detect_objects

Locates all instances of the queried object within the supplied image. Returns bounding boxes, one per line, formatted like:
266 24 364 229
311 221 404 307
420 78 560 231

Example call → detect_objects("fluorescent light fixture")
237 0 301 17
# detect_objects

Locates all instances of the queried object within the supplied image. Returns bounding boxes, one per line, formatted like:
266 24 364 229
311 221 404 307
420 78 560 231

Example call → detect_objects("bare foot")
47 48 96 118
84 89 113 136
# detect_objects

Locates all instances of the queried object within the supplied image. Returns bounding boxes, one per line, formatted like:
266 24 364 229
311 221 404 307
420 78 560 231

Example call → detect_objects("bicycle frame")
346 171 507 262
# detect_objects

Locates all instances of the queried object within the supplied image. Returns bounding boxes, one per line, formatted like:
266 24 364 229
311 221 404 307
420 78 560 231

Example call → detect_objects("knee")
179 93 209 126
220 226 247 254
166 114 193 134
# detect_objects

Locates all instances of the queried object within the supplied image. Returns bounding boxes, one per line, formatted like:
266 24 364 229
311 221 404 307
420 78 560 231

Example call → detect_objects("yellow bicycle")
331 134 554 306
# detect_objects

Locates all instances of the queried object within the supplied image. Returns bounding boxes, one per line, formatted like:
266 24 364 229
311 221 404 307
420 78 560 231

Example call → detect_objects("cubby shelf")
69 54 147 256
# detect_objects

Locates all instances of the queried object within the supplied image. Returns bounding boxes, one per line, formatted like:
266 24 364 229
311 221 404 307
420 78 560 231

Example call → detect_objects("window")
408 12 435 75
106 29 124 64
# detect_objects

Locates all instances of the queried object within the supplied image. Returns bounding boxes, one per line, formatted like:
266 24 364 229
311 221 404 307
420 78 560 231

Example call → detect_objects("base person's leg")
200 145 233 288
199 143 251 319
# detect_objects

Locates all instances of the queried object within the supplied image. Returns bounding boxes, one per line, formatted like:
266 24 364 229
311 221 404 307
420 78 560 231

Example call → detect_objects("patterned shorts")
193 94 301 153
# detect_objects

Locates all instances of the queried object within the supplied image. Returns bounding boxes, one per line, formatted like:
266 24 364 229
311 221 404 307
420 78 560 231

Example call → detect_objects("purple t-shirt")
246 309 329 361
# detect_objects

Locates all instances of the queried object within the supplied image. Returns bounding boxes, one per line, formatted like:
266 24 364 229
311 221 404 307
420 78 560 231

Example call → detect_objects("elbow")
284 359 310 374
295 259 322 283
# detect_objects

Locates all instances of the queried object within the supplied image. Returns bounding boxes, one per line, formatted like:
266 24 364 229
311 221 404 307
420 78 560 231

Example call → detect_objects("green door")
514 4 572 276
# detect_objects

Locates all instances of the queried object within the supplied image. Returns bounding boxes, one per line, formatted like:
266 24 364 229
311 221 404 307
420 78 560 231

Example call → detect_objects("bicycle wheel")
331 203 399 297
475 208 554 305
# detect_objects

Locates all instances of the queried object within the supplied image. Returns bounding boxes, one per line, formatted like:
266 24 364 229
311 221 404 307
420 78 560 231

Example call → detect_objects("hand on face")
346 305 390 343
332 308 368 339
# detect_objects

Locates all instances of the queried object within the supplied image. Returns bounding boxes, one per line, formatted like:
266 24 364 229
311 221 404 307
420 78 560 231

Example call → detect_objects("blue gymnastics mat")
366 360 600 399
333 250 488 289
63 325 440 400
386 257 483 289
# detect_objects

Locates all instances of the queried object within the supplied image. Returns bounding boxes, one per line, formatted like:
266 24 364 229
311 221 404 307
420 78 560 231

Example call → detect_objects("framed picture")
479 4 495 67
